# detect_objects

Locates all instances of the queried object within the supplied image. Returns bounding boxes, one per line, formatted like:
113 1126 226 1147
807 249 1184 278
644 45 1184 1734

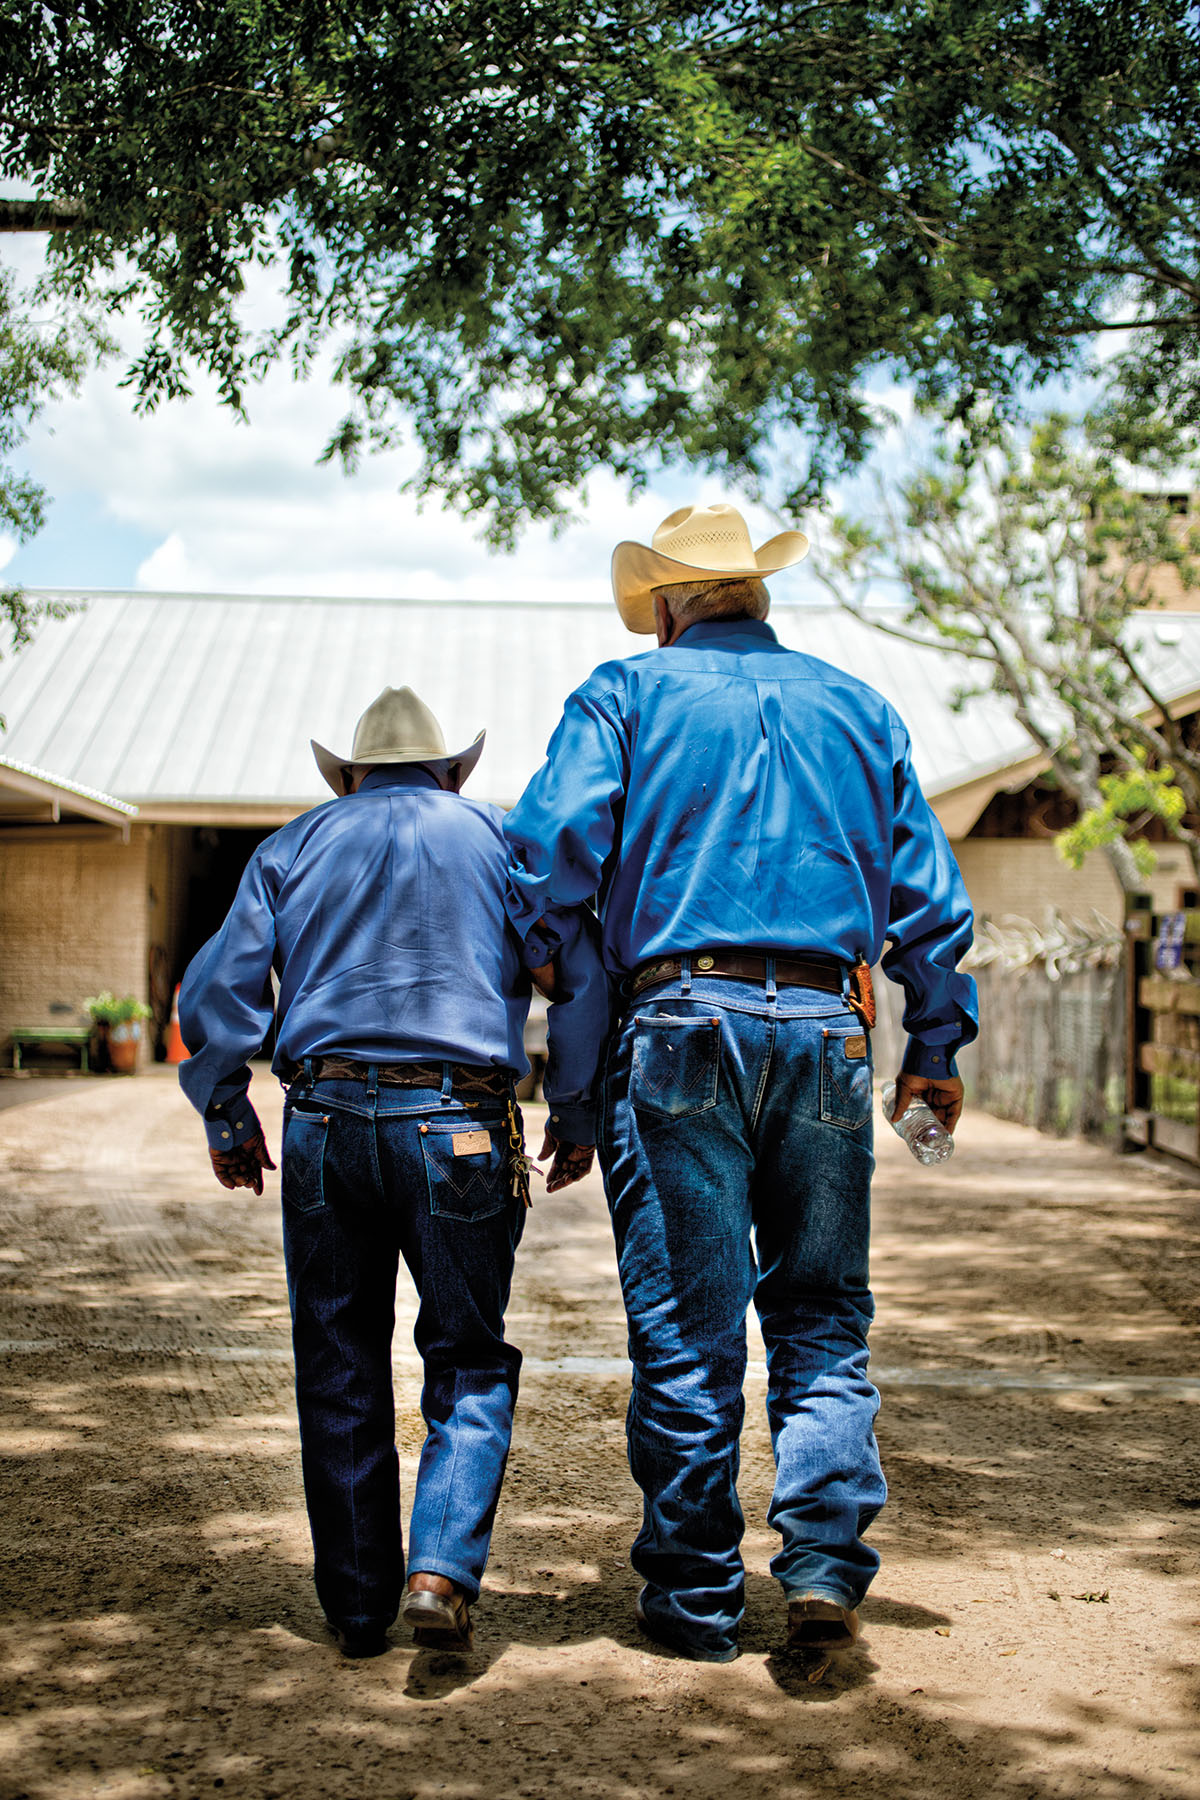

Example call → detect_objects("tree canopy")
1 1 1198 539
817 411 1200 895
0 264 101 692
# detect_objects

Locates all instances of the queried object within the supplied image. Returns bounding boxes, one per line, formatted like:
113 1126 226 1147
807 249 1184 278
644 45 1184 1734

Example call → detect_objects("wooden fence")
872 912 1129 1143
962 956 1127 1140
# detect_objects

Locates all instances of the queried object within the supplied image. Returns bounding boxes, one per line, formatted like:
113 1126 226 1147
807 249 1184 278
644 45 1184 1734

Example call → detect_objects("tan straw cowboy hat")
611 501 809 633
311 686 485 796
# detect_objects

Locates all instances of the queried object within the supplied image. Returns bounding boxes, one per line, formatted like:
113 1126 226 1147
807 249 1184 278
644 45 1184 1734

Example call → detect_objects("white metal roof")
2 589 1199 818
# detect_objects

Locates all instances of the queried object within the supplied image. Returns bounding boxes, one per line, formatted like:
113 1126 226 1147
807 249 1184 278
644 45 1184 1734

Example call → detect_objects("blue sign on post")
1155 911 1187 972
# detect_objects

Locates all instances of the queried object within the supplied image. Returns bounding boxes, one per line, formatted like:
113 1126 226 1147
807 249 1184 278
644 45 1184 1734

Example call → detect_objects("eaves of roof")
0 753 138 835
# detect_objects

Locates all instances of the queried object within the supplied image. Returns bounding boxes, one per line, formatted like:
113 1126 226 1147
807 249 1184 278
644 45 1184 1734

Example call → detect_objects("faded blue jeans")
600 971 886 1661
280 1067 525 1639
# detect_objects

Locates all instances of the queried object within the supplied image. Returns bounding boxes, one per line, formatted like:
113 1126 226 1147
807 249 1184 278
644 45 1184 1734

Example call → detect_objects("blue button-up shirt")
179 767 604 1150
503 618 977 1075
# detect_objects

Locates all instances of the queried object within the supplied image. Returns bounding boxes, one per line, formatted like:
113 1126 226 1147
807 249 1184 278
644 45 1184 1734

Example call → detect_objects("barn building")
3 589 1200 1067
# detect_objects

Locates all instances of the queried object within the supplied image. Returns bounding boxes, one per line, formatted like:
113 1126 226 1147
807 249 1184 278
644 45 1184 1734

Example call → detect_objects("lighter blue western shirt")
503 618 977 1074
179 766 605 1150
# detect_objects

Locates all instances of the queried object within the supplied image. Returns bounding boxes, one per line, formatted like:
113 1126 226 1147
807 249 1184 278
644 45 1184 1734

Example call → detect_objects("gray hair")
651 575 769 621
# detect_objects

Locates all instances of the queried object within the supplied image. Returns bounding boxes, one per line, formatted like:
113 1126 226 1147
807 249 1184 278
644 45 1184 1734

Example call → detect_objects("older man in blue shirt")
179 687 602 1658
504 503 977 1666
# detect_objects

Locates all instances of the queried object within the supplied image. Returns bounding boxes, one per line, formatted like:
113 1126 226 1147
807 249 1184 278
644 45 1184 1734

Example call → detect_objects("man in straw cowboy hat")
504 503 977 1664
179 686 604 1658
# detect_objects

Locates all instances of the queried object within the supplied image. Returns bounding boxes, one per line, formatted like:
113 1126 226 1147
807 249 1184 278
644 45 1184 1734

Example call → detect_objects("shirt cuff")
543 1100 597 1146
901 1039 960 1079
204 1090 263 1153
521 916 560 968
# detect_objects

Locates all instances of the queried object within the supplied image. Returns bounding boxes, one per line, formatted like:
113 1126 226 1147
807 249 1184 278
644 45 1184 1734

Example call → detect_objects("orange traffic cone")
164 984 190 1064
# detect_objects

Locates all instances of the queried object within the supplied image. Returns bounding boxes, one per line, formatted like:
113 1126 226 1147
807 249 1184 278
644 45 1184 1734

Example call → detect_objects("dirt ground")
0 1069 1198 1800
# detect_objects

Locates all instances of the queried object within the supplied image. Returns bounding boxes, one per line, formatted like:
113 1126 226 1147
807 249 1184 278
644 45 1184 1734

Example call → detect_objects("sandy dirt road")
0 1069 1198 1800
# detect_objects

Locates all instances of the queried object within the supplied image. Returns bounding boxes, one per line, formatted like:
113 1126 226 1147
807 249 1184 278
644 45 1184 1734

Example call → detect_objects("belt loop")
365 1063 379 1100
680 954 692 996
303 1055 316 1085
765 955 777 1000
440 1061 455 1103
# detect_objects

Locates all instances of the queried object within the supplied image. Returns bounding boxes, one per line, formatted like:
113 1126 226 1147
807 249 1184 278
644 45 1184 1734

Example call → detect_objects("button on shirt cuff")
204 1093 263 1153
902 1039 960 1079
544 1101 596 1146
521 922 556 968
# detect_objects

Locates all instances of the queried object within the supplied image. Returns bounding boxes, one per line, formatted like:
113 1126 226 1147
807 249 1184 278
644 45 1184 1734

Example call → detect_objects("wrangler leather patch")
844 1035 868 1060
452 1130 492 1157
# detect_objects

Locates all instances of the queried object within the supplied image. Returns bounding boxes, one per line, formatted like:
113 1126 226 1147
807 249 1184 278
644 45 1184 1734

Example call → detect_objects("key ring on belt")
505 1089 538 1208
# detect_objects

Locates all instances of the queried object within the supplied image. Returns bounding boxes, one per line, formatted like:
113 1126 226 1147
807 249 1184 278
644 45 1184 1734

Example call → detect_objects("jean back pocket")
819 1027 872 1131
630 1013 722 1120
420 1116 508 1221
282 1105 331 1213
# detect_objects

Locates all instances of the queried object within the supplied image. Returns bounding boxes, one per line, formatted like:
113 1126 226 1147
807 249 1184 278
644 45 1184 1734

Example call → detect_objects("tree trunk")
1103 833 1151 898
1186 835 1200 890
0 200 86 232
1047 750 1147 898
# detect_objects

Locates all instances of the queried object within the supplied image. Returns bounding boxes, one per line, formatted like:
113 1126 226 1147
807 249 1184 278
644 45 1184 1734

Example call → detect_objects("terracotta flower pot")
108 1020 142 1074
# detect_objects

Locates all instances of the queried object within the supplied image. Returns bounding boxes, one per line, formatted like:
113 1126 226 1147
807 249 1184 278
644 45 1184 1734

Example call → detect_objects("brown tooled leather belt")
629 951 844 1001
306 1057 509 1096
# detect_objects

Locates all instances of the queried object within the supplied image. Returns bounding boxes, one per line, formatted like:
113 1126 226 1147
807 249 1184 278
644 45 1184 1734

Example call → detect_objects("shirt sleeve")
532 903 611 1145
503 679 626 1143
503 673 629 935
882 725 979 1078
177 848 279 1150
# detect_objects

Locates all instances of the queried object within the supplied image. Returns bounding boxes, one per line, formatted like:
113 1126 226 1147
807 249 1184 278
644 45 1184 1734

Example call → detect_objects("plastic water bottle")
881 1081 955 1165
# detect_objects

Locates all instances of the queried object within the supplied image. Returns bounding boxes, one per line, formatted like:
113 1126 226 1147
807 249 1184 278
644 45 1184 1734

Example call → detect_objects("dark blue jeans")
280 1069 525 1637
600 973 886 1660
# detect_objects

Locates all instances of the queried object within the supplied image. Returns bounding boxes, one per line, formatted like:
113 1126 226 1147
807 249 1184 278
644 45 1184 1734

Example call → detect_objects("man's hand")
529 959 557 999
890 1072 964 1134
209 1131 277 1195
537 1129 595 1193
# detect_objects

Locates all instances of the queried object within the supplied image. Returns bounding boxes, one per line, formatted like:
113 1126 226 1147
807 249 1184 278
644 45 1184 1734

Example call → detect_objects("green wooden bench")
10 1027 92 1073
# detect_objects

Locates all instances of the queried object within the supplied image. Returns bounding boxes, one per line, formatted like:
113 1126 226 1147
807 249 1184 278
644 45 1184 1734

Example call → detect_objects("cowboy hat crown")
311 686 485 796
611 501 809 633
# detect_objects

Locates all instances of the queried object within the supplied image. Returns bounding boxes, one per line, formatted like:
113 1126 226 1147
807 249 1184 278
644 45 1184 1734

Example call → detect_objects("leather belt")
629 951 844 1001
305 1057 509 1096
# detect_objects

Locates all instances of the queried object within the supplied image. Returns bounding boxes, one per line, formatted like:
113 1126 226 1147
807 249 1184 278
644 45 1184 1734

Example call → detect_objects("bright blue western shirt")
503 618 977 1076
179 766 605 1150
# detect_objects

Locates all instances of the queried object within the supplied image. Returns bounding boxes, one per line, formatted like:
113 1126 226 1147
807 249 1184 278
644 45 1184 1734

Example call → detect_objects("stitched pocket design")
420 1117 508 1222
630 1014 722 1120
282 1106 331 1213
819 1029 873 1132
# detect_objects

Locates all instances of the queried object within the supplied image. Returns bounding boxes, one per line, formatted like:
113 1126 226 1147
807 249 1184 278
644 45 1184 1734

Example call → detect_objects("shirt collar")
354 765 444 795
673 618 779 648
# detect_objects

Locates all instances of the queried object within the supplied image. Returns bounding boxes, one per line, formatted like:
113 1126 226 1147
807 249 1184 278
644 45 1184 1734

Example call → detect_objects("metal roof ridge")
18 586 858 615
21 588 1200 623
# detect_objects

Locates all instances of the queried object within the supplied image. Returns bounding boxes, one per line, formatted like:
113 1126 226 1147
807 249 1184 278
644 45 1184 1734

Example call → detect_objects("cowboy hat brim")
311 730 486 797
611 529 810 634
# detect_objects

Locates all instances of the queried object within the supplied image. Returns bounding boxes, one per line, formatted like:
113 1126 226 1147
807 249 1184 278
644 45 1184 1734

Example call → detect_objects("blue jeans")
280 1068 525 1637
600 973 886 1660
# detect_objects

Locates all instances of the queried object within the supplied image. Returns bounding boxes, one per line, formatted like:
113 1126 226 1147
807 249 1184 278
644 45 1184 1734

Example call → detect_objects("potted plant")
84 992 152 1074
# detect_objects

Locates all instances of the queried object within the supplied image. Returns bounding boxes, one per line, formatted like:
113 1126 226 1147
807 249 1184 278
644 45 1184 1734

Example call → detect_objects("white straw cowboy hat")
611 502 809 633
311 686 485 796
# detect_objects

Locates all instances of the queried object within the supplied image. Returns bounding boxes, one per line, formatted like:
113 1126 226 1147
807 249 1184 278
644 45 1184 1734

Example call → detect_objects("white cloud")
133 531 189 589
26 344 818 601
9 245 822 604
0 534 16 573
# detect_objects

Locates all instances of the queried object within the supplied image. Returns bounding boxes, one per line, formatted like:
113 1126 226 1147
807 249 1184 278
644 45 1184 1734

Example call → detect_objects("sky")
0 238 915 609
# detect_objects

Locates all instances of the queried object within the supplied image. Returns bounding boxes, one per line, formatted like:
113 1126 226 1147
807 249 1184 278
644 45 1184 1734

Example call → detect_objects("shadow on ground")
0 1082 1197 1798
